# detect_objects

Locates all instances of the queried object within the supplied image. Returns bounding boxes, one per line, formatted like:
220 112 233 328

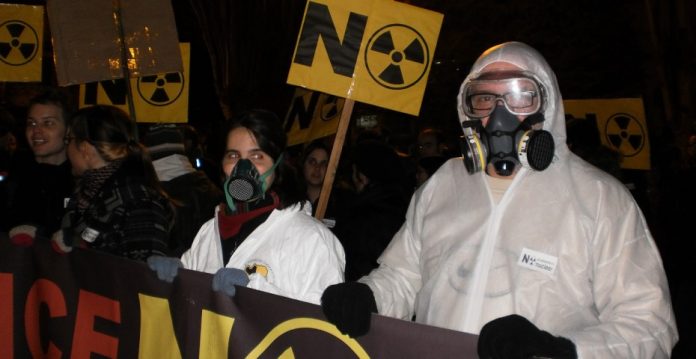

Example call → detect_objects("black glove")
478 314 577 359
321 282 377 338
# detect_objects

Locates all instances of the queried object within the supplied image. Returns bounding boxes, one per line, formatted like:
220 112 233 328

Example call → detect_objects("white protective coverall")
182 202 345 305
361 42 677 358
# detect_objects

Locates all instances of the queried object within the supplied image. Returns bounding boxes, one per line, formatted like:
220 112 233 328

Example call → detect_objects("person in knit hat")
143 124 223 256
144 125 188 162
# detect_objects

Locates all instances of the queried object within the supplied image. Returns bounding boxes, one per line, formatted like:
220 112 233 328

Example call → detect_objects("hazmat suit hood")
457 42 569 163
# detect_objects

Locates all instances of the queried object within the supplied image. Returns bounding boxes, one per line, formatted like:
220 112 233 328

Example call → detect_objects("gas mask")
459 71 555 176
224 154 283 212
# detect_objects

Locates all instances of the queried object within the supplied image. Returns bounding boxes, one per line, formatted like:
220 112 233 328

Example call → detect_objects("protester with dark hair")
416 127 449 158
50 105 173 262
148 109 344 304
300 140 329 210
321 42 676 358
143 124 223 256
331 140 411 281
4 88 74 238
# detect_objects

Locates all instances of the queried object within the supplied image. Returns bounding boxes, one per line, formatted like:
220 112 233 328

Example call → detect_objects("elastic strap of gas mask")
258 153 284 194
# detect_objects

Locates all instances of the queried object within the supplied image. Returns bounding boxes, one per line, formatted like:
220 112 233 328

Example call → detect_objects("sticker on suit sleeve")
517 248 557 275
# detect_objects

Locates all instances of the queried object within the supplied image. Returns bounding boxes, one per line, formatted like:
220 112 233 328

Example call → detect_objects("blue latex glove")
147 256 183 283
212 268 250 297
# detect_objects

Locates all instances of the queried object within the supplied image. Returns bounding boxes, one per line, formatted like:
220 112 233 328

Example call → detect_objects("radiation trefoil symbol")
137 72 185 106
0 20 39 66
364 24 429 90
605 113 645 157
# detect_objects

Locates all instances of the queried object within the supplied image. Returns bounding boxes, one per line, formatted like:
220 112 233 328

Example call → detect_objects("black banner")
0 238 478 358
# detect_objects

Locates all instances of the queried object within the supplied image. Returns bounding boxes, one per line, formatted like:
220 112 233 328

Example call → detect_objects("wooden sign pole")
314 98 354 220
113 0 139 138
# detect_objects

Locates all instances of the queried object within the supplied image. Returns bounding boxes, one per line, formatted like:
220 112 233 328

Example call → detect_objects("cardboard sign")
47 0 182 86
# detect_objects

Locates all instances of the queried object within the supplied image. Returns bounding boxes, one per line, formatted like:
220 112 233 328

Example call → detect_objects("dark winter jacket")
161 170 223 256
60 163 174 262
331 182 411 281
2 153 73 233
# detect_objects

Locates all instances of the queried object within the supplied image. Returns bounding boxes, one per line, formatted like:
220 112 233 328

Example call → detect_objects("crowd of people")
1 42 690 358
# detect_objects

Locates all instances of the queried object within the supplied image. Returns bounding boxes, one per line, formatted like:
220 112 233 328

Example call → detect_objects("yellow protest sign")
0 4 43 82
287 0 442 116
284 88 345 146
564 98 651 170
78 43 190 123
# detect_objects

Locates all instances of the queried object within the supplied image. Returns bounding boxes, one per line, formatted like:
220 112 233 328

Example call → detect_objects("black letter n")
293 2 367 77
284 92 321 132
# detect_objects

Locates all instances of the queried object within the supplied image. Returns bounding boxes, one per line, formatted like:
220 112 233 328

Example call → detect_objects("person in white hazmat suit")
148 110 345 305
321 42 677 358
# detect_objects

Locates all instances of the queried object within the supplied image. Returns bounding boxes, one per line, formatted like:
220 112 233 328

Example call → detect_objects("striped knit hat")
143 125 186 161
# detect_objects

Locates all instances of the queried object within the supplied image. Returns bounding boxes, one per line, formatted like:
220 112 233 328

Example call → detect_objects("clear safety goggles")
462 73 545 118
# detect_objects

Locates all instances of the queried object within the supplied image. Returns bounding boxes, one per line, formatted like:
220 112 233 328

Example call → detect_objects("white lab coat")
361 42 677 358
182 202 345 305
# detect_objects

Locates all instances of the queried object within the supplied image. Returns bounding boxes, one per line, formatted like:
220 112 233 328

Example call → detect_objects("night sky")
167 0 694 158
